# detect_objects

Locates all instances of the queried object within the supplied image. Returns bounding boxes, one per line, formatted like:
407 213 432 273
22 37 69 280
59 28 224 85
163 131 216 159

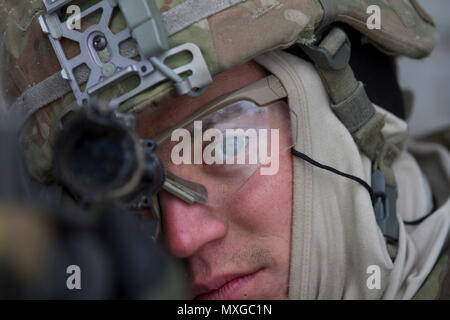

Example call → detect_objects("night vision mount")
38 0 212 109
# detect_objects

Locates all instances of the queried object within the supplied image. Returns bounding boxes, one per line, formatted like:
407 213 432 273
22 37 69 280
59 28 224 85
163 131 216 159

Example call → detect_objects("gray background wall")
397 0 450 137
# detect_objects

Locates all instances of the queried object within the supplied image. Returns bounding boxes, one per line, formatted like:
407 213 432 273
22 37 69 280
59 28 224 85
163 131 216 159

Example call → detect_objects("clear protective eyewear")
149 75 297 208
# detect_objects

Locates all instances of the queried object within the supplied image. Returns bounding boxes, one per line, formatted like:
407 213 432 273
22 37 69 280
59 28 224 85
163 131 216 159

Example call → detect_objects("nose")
160 191 227 258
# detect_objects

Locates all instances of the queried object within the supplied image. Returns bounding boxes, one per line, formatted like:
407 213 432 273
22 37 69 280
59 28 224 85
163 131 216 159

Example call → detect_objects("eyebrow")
201 102 248 130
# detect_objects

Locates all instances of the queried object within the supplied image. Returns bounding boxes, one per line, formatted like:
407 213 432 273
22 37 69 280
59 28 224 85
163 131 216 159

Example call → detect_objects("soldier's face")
136 62 293 299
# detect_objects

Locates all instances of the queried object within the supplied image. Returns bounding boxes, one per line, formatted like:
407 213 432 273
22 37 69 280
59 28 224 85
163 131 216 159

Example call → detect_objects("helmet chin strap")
298 26 402 247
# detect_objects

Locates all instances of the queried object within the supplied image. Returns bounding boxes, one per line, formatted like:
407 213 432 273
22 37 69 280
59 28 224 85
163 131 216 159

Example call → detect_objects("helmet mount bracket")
38 0 212 110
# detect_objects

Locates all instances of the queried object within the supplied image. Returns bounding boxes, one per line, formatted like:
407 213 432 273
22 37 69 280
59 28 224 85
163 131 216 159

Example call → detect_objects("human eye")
216 134 249 162
201 130 253 177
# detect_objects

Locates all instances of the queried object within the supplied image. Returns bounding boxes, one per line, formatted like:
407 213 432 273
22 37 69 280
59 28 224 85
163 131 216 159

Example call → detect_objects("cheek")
228 151 293 274
230 151 293 234
228 152 293 298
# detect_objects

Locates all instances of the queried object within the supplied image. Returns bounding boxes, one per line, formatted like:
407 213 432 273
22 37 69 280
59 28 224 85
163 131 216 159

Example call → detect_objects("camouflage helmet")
0 0 437 182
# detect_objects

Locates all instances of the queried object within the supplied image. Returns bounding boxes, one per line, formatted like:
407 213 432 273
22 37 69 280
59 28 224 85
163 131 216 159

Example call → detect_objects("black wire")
291 148 376 205
291 148 440 227
403 196 437 225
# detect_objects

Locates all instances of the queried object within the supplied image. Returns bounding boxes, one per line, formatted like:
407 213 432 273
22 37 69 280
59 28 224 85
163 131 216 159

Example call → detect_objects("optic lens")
70 133 125 189
54 109 140 200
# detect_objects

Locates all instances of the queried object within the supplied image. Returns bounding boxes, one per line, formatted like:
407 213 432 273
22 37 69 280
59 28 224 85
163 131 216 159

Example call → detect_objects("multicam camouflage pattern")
0 203 53 282
0 0 438 183
335 0 437 58
413 244 450 300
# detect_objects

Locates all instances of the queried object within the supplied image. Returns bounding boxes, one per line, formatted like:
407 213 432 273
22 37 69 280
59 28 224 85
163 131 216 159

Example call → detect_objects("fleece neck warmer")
254 51 450 299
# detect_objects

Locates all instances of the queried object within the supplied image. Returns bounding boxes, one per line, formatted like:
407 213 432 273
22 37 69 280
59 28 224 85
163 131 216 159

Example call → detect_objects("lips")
191 269 262 300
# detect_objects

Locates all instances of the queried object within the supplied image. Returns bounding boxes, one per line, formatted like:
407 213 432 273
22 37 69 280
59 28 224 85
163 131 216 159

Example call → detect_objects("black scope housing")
54 108 165 207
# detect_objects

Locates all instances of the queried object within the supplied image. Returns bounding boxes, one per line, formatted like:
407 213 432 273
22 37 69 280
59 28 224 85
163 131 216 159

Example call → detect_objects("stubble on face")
137 61 293 300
